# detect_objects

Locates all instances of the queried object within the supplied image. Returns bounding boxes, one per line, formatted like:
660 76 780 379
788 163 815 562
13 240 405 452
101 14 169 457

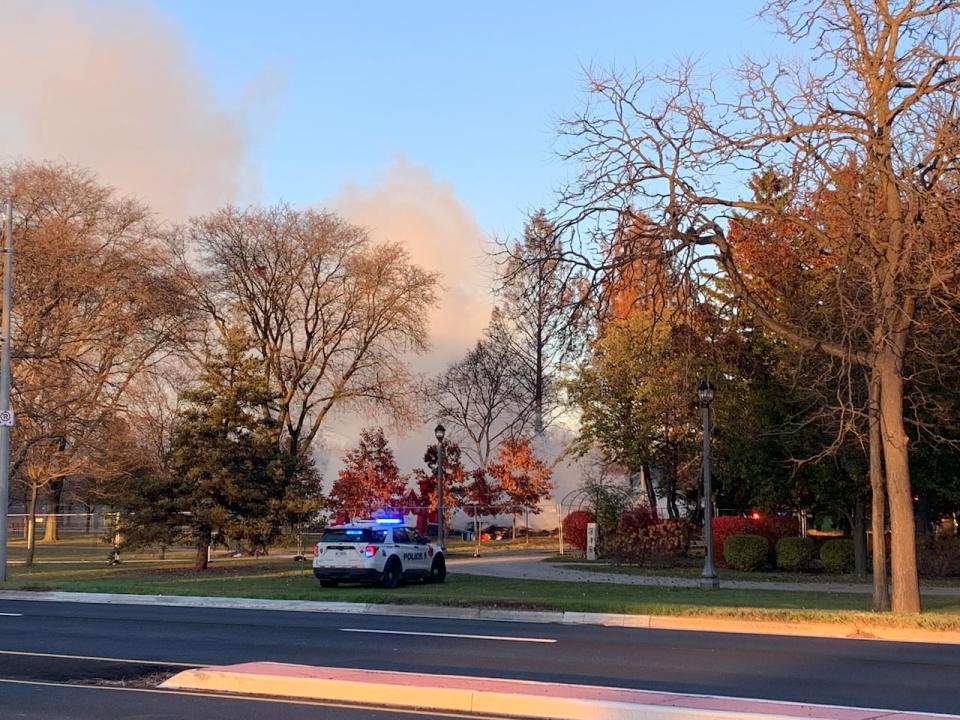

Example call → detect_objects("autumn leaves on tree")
553 0 960 612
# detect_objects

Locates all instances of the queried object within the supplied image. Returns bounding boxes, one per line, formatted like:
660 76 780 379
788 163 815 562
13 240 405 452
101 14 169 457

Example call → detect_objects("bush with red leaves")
562 510 595 551
618 506 660 534
712 515 798 567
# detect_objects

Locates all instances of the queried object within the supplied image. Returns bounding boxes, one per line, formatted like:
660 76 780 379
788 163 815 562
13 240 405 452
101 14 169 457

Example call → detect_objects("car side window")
392 528 411 544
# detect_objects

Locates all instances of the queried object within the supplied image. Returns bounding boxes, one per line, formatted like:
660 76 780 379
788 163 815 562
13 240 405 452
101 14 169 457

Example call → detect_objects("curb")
1 589 957 644
161 662 960 720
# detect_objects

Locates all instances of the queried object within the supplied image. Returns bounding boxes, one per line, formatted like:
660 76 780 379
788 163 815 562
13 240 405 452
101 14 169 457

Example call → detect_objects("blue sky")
154 1 781 236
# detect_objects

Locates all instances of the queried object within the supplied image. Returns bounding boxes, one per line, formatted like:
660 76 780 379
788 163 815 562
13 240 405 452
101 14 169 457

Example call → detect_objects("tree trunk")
512 513 517 541
642 465 658 515
878 355 920 613
24 486 39 566
853 495 867 580
43 479 65 544
195 531 211 571
869 371 890 611
525 509 530 546
535 332 544 435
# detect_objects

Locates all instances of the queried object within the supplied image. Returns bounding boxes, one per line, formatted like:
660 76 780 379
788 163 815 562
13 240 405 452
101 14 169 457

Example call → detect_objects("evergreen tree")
121 326 291 570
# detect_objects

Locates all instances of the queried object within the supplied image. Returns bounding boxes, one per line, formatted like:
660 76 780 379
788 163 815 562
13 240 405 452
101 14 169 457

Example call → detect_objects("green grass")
544 557 960 587
3 557 960 631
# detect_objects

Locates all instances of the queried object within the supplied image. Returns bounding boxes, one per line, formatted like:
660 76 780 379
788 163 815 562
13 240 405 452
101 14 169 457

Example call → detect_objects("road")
0 597 958 718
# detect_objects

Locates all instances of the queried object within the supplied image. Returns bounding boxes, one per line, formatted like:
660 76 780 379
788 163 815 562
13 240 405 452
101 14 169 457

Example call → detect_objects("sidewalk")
162 662 960 720
448 553 960 596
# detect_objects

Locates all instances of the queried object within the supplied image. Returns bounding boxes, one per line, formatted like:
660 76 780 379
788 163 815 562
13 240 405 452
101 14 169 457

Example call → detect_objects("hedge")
723 534 770 571
775 537 816 572
917 535 960 578
712 515 798 567
820 539 856 573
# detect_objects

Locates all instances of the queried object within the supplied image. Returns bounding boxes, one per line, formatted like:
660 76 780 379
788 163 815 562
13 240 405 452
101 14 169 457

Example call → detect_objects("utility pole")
0 202 13 582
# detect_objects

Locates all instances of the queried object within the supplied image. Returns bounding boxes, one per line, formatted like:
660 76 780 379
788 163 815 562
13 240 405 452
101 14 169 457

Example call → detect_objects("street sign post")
0 202 13 582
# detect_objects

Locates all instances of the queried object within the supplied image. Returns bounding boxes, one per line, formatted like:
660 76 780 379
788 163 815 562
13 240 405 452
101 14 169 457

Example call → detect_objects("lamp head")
697 378 715 406
434 423 446 442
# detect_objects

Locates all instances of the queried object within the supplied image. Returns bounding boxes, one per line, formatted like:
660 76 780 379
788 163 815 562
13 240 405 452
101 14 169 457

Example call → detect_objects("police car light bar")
375 517 402 525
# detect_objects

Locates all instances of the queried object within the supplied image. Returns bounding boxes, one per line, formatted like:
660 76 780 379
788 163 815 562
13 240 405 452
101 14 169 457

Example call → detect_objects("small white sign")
0 409 14 426
586 522 598 561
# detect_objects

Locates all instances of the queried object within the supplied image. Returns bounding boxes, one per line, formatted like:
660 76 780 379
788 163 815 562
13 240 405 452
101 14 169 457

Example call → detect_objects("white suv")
312 520 446 588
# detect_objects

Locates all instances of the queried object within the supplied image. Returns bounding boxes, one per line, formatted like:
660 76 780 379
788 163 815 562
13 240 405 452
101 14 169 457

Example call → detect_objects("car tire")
429 556 446 584
380 558 401 589
319 580 339 588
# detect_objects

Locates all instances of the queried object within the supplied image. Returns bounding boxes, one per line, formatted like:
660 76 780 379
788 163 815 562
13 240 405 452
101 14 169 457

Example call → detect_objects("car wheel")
380 558 401 589
319 580 339 588
429 556 446 584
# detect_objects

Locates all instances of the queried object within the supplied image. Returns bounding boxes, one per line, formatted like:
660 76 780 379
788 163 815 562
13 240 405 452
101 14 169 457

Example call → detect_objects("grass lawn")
3 557 959 630
544 557 960 588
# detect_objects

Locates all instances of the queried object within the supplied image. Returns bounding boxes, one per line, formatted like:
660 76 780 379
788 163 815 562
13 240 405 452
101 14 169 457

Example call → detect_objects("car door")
392 527 427 575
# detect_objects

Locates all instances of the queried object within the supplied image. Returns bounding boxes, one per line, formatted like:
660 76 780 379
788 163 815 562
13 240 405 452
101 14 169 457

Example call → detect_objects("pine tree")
123 326 291 570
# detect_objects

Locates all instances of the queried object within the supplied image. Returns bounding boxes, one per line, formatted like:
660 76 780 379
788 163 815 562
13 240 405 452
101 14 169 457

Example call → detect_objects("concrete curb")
1 589 957 644
161 662 960 720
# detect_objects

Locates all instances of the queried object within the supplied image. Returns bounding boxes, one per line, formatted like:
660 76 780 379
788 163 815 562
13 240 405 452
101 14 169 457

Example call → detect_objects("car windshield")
320 528 386 544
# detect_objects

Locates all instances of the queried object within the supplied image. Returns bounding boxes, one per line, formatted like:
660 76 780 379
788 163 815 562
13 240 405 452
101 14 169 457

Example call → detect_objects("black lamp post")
698 379 720 589
434 423 446 548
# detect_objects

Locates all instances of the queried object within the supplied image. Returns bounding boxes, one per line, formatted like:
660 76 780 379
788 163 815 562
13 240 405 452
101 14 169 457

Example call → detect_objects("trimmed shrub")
599 507 693 565
917 535 960 578
775 537 816 572
723 534 770 571
712 515 799 567
618 506 660 533
562 510 595 551
820 539 856 574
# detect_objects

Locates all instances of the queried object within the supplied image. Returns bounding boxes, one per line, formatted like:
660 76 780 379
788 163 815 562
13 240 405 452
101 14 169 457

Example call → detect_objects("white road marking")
339 628 557 643
0 613 23 617
0 649 195 667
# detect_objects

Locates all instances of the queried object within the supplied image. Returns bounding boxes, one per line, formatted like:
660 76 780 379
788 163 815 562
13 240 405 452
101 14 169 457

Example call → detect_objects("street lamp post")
698 379 720 590
434 423 446 548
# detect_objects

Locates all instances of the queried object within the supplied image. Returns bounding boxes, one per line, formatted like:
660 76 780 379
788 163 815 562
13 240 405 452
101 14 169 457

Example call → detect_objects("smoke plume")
0 0 258 220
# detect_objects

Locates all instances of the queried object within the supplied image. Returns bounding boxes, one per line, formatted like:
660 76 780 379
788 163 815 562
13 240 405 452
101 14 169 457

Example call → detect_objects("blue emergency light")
345 529 364 535
375 517 403 525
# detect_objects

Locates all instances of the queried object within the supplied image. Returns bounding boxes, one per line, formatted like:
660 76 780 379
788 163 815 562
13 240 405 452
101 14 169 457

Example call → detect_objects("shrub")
723 534 769 571
603 518 694 564
917 534 960 578
618 506 660 533
775 537 816 572
712 515 799 567
820 539 856 573
562 510 595 551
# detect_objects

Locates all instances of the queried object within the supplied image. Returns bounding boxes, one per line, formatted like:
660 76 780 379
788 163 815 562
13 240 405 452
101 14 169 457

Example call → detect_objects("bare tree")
1 162 192 562
431 312 534 466
553 0 960 612
497 210 585 433
173 205 440 463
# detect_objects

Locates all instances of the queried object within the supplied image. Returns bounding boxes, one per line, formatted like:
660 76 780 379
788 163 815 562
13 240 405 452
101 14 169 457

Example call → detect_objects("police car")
312 518 446 588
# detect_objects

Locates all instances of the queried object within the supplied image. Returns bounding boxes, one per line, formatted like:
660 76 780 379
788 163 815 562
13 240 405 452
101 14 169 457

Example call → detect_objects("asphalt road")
0 597 958 718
